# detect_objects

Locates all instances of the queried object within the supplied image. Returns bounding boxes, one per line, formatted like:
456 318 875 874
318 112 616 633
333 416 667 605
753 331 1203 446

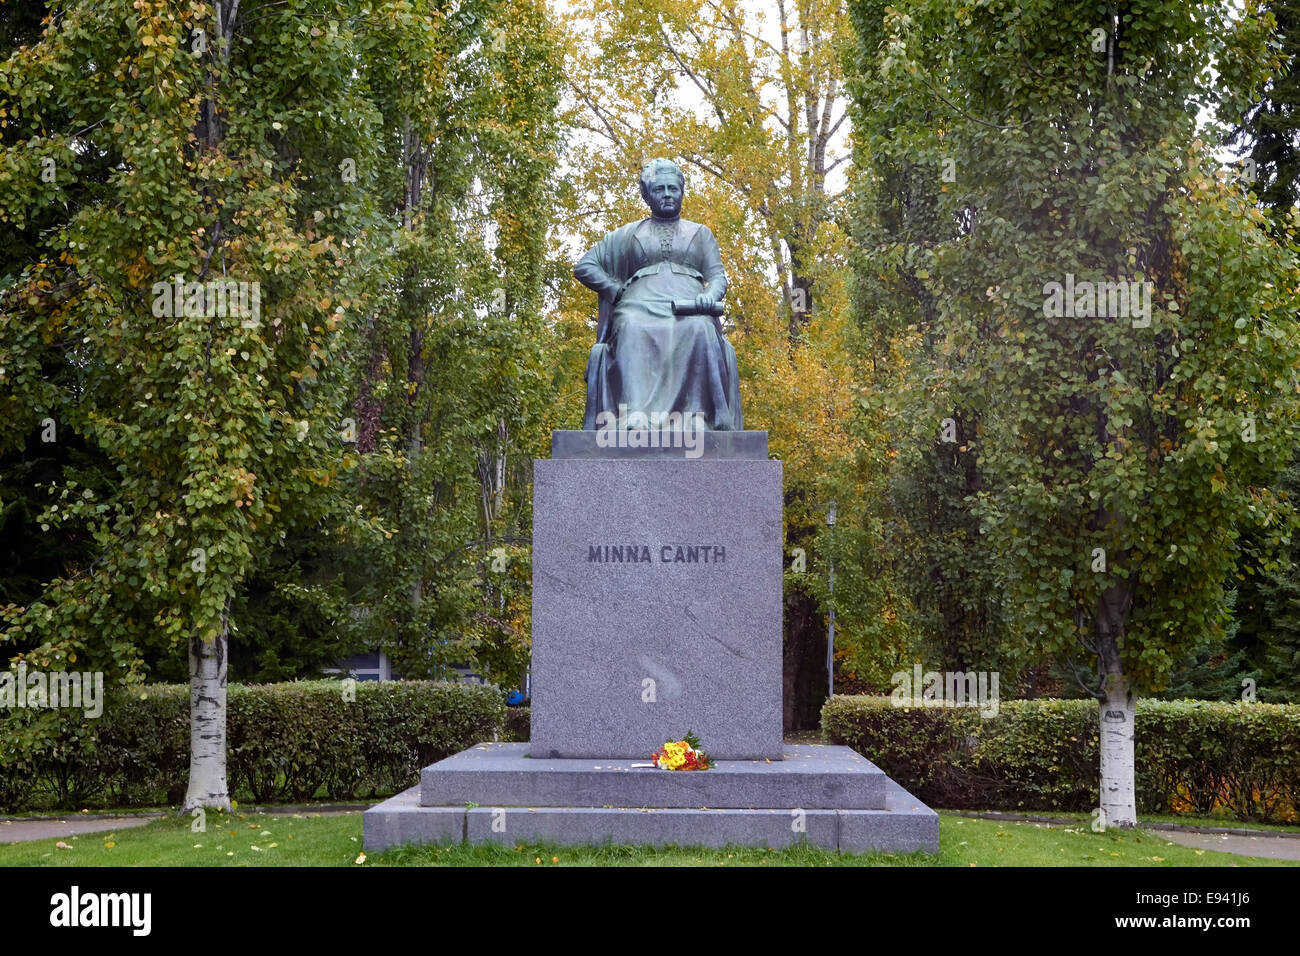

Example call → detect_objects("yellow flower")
660 741 689 769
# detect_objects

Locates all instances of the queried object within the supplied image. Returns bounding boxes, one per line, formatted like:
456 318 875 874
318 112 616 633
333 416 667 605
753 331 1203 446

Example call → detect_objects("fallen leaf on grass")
55 842 72 850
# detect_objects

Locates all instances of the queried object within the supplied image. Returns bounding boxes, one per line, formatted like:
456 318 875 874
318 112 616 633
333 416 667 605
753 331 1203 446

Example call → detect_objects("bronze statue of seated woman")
575 158 744 432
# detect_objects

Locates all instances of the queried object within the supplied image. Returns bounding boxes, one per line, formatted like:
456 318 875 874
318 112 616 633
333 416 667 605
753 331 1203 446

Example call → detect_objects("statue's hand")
693 293 717 313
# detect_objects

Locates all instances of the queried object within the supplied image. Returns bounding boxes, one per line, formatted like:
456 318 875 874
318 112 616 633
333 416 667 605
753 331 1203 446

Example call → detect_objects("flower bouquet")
651 730 711 770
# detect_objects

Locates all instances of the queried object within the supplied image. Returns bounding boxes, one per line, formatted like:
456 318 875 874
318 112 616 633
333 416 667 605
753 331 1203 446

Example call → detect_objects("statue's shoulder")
680 219 715 243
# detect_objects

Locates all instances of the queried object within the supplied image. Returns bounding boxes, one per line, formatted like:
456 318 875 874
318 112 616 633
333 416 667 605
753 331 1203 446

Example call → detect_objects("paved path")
1158 830 1300 862
0 815 159 844
953 811 1300 861
0 804 366 845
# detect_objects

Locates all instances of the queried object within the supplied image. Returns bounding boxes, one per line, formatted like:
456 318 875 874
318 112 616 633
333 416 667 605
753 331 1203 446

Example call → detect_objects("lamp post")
826 500 836 700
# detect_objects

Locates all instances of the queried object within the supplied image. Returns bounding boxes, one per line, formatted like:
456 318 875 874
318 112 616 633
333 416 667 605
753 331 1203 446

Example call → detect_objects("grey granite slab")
467 805 840 850
551 429 769 460
362 786 463 852
838 780 940 854
530 456 783 759
418 742 886 810
362 775 939 854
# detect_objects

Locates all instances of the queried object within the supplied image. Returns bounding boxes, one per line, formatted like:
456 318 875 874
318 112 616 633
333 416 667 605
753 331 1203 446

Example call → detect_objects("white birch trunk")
1098 669 1136 828
182 626 231 812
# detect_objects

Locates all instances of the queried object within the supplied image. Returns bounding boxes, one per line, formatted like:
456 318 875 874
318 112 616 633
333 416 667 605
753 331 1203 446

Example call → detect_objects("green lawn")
0 811 1294 866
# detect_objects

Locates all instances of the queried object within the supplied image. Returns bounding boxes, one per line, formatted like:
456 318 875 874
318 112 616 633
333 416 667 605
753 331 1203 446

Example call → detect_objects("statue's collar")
629 217 701 256
635 216 699 235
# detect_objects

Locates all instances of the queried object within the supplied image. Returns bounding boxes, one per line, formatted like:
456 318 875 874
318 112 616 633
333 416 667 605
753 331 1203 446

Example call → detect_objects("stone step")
364 778 938 854
417 742 887 810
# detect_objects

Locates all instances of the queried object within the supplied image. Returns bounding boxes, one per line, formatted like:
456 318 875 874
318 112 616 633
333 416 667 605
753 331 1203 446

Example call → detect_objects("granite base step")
365 743 938 854
364 777 937 854
419 742 886 810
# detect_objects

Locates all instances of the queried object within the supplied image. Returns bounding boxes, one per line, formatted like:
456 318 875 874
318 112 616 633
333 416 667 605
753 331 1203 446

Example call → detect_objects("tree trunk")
180 0 237 816
1093 489 1136 826
1097 590 1136 827
783 582 827 731
1098 668 1136 828
182 613 231 812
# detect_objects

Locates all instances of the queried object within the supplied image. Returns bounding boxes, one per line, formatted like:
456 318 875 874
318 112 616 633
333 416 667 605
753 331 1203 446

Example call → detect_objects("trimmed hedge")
821 696 1300 822
0 680 506 812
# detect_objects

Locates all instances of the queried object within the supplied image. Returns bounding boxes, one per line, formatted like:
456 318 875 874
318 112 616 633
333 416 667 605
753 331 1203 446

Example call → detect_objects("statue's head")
639 158 684 218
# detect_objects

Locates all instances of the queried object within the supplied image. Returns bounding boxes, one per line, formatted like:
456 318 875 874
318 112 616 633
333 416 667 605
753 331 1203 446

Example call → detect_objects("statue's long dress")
579 218 744 431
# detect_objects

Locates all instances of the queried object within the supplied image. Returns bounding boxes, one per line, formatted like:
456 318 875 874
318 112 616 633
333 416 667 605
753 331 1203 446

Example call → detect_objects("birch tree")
849 0 1299 825
0 0 391 809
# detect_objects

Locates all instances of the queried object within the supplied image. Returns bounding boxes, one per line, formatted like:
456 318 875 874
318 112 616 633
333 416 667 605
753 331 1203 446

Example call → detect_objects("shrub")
0 679 505 812
821 695 1300 822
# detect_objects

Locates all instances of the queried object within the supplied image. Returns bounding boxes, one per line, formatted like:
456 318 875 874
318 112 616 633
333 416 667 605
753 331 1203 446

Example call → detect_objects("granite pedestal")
530 436 782 760
362 429 940 855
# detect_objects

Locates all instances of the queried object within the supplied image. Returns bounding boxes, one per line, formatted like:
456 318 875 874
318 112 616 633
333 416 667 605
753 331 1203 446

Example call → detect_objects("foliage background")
2 0 1299 737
